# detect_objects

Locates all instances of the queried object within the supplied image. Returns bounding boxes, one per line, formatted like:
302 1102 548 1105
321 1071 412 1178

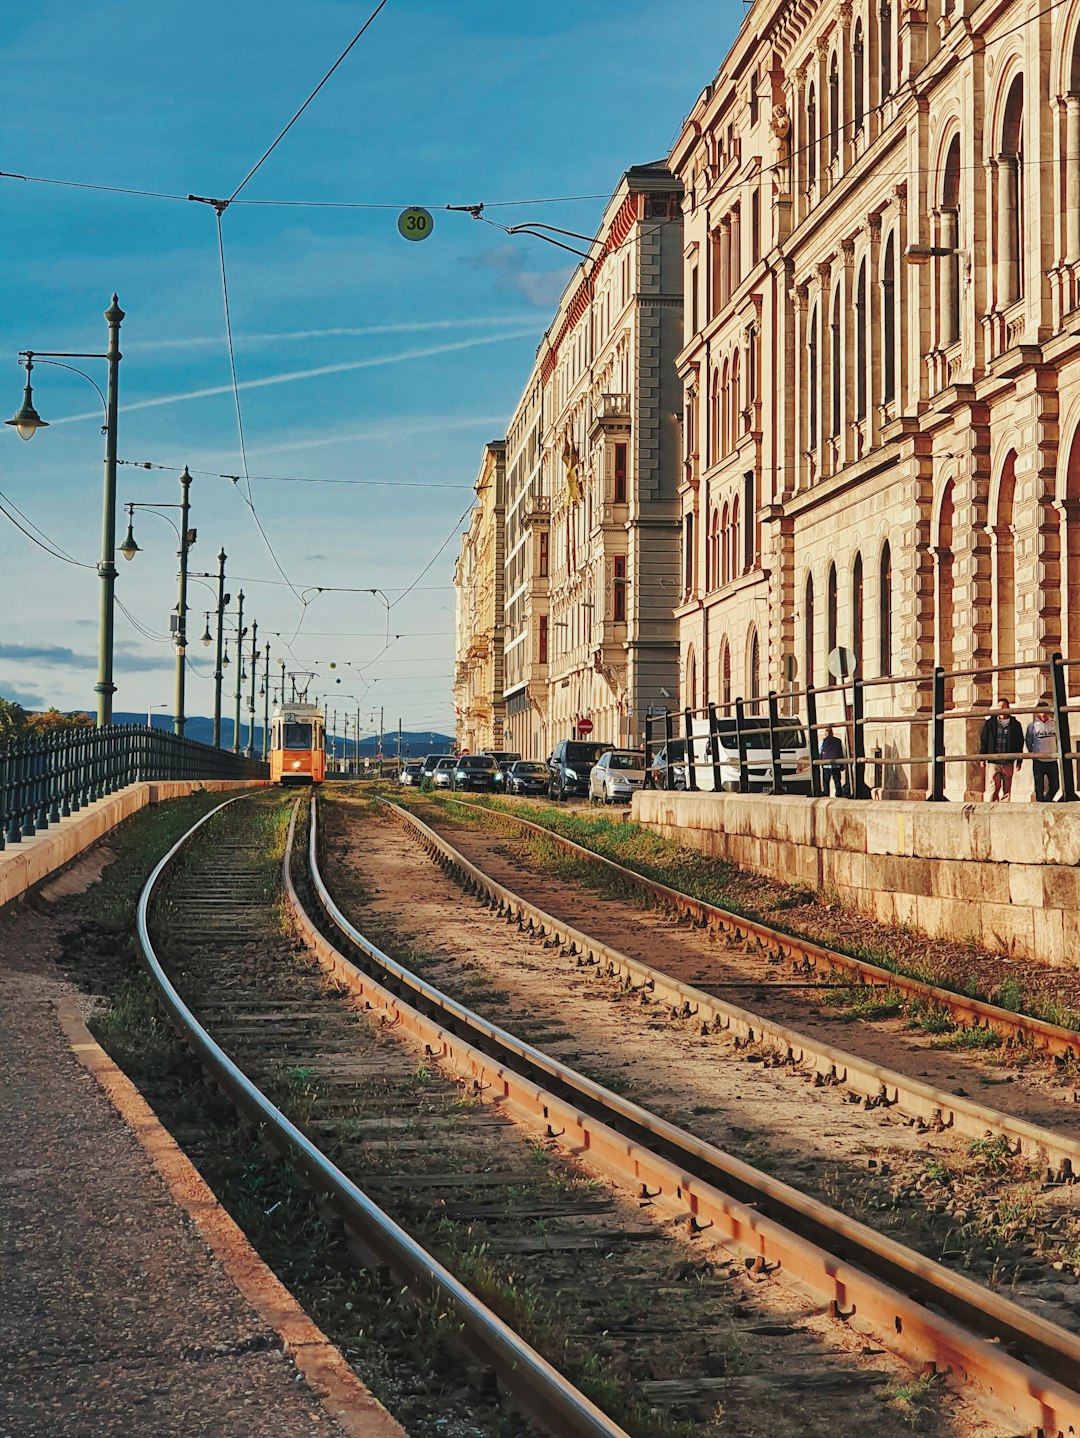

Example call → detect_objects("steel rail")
133 795 630 1438
442 796 1080 1062
302 797 1080 1431
406 801 1080 1172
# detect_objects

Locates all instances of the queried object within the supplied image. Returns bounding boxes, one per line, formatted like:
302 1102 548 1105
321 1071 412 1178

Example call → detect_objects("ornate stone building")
502 370 550 759
452 442 506 754
671 0 1080 786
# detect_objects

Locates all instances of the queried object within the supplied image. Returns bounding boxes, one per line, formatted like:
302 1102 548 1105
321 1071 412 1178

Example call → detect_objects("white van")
679 715 811 794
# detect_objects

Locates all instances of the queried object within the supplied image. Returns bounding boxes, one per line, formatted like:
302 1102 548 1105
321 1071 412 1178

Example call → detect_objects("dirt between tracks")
320 794 1080 1344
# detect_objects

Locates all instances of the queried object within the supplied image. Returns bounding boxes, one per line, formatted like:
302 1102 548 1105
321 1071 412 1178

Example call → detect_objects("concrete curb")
56 996 407 1438
0 781 268 911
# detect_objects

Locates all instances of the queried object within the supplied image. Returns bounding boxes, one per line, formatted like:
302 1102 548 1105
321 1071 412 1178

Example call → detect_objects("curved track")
132 791 1080 1438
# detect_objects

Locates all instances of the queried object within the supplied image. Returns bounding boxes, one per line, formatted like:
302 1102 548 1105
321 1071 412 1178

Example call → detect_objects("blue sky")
0 0 737 738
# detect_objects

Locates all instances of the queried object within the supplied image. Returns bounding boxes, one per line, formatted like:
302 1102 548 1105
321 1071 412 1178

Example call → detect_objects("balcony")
590 393 631 442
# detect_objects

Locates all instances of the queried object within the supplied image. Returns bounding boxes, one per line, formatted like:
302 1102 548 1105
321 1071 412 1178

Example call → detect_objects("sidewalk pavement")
0 903 405 1438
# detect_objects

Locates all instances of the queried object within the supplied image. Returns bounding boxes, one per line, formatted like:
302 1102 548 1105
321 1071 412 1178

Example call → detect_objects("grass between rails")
426 793 1080 1037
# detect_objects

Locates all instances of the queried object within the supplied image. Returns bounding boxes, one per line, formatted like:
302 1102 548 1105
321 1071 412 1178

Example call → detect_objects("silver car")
588 749 646 805
432 757 457 789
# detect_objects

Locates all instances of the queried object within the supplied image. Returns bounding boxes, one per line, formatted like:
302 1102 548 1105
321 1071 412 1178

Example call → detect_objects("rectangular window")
538 531 548 577
538 614 548 664
613 556 627 622
749 71 759 126
614 443 627 503
751 188 760 265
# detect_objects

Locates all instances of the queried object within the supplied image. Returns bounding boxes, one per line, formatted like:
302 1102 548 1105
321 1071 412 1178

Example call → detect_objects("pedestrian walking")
819 725 847 796
978 698 1024 801
1025 702 1059 802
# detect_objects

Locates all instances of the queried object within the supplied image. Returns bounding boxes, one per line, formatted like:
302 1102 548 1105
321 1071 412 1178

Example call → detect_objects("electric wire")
115 597 172 643
0 496 95 569
0 487 94 568
390 500 476 608
119 459 473 490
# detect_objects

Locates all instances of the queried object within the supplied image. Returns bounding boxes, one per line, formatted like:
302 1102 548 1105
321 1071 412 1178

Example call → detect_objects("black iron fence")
643 652 1079 803
0 725 268 848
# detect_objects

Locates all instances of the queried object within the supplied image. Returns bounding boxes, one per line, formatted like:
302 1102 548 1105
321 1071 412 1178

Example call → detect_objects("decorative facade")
670 0 1080 790
503 371 550 759
452 442 506 754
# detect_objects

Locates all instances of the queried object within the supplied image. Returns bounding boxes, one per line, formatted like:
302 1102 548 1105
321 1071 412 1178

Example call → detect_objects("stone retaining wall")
632 791 1080 969
0 781 264 910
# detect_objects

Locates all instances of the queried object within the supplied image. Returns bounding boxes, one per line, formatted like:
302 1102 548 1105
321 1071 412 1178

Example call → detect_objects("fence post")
683 707 698 792
851 673 871 799
664 709 675 790
1051 651 1077 803
806 686 821 798
735 697 750 793
767 691 784 795
708 703 723 792
928 666 947 802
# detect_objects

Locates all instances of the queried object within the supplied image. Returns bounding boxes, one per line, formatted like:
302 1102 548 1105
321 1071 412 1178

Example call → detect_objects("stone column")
1066 96 1080 263
996 156 1019 308
864 213 882 449
792 284 808 491
841 239 856 466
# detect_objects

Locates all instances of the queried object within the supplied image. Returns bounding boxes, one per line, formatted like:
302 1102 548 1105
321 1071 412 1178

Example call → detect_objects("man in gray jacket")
1025 704 1058 803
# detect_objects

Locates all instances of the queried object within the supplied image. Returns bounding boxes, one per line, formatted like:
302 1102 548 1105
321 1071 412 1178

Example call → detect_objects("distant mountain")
116 712 454 758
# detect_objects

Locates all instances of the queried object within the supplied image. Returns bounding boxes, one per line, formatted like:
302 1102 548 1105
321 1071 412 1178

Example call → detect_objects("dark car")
649 740 687 790
452 754 500 792
547 739 610 801
420 753 454 781
505 760 549 796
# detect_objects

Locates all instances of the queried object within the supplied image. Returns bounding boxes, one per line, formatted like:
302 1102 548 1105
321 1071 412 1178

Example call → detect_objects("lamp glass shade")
6 384 48 441
119 524 140 561
223 647 230 668
201 625 212 647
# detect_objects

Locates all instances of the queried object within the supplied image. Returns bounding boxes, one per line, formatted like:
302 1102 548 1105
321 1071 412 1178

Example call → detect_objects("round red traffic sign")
577 719 593 735
459 749 470 757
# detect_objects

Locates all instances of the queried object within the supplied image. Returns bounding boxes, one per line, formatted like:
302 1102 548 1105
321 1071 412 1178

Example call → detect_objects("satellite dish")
827 646 857 681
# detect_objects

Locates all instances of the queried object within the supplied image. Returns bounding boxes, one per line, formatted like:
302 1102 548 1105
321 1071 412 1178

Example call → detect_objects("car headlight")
455 771 465 779
565 767 578 780
494 771 503 783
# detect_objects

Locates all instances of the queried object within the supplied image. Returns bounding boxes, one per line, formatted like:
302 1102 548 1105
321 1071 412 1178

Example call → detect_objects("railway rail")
133 790 1080 1438
439 795 1080 1062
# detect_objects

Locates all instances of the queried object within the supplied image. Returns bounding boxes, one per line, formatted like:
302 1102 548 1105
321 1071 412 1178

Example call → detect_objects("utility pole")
212 549 227 747
262 642 271 759
279 659 286 706
173 467 193 738
397 716 402 768
233 591 244 753
246 619 258 758
379 705 384 778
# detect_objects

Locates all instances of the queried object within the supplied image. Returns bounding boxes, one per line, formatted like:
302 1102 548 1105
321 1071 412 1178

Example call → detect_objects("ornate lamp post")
7 297 124 725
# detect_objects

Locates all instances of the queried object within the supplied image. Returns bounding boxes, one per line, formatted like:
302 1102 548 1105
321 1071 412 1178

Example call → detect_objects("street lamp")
146 702 168 730
246 619 259 758
119 466 195 737
233 591 246 753
7 297 124 725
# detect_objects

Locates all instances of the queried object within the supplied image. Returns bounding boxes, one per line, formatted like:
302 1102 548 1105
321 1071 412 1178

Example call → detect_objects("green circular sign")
398 207 434 242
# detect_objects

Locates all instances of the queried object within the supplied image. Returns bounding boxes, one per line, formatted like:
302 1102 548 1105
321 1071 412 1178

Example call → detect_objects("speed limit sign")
398 207 434 242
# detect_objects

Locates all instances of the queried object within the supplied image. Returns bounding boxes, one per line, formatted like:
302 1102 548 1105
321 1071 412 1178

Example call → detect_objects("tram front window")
284 722 312 749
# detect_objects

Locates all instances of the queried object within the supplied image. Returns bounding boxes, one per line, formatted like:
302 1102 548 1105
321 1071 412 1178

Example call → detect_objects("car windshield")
436 758 456 770
713 720 806 750
565 742 606 765
514 762 548 775
608 752 644 770
283 722 312 749
460 756 495 770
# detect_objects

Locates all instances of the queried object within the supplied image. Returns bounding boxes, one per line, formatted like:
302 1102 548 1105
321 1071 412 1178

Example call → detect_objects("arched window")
708 508 719 590
720 501 730 586
731 349 741 439
686 645 698 711
940 135 961 346
855 259 868 421
881 2 893 101
710 372 720 465
852 552 864 666
808 304 819 447
853 21 865 131
748 626 761 715
1065 429 1080 658
879 540 893 676
807 84 817 186
830 286 842 437
882 233 896 403
827 562 838 658
721 358 731 454
804 572 816 687
937 482 956 674
995 454 1017 680
1000 77 1024 305
829 52 840 163
1066 34 1080 263
731 495 741 581
721 638 732 709
683 513 694 596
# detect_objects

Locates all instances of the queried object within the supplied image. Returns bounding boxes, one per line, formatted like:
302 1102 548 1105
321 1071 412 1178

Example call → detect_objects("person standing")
978 698 1024 800
819 726 847 796
1025 702 1059 802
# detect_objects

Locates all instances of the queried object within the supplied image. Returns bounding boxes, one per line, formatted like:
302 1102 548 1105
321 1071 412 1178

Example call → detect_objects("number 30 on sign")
398 207 434 241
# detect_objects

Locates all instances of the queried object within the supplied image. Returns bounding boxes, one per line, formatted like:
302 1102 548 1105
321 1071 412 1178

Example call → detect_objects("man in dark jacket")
979 699 1024 800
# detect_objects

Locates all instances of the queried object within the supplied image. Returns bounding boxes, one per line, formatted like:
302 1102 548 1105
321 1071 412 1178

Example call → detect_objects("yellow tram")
269 702 326 784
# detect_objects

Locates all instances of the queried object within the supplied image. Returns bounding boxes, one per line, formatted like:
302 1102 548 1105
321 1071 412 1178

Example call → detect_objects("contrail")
50 329 540 425
128 315 541 352
251 412 510 457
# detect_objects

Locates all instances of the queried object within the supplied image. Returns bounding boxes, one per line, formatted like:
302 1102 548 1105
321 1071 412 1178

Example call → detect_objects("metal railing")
0 724 267 847
643 651 1080 802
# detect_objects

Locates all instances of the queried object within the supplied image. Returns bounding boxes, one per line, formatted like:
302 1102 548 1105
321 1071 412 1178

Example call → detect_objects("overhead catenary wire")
0 492 95 568
118 458 473 490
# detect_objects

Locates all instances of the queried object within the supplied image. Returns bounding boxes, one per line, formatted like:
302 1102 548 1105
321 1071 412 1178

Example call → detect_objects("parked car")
648 740 687 791
547 739 610 801
588 749 646 805
452 754 500 792
420 753 454 781
484 751 522 771
504 759 550 796
398 760 424 786
669 718 810 794
432 757 458 788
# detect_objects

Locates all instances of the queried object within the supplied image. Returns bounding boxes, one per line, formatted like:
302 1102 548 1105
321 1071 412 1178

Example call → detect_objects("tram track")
133 789 1080 1438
